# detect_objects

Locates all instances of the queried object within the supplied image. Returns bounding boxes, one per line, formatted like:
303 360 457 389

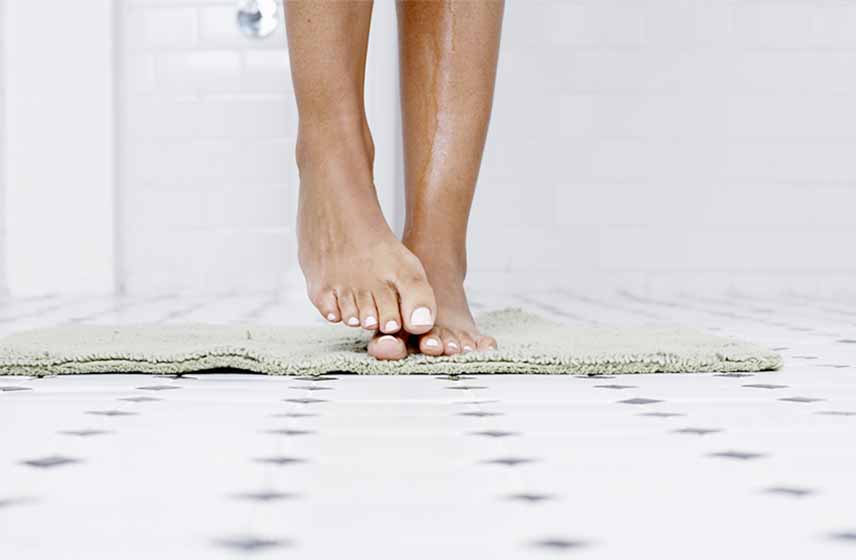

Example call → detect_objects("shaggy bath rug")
0 309 782 376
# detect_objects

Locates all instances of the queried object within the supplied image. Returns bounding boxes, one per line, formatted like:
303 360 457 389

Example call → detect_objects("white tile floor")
1 288 855 559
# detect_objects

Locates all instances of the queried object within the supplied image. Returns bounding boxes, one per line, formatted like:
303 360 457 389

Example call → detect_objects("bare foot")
403 236 497 356
296 123 436 360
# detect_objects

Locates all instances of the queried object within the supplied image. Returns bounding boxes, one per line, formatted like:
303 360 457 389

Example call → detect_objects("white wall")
471 0 856 291
2 0 115 296
0 0 6 297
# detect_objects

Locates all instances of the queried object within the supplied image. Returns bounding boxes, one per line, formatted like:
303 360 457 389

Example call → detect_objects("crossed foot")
296 131 496 361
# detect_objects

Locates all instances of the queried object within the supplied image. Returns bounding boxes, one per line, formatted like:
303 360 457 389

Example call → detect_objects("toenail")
448 342 459 350
378 335 398 344
326 313 337 322
384 320 400 332
425 338 440 348
347 317 360 326
364 316 377 328
463 345 473 352
410 307 433 327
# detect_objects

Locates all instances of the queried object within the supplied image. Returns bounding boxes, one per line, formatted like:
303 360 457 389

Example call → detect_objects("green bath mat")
0 309 782 376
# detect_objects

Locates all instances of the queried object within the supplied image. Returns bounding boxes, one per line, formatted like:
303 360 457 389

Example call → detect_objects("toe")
418 328 445 356
476 335 497 351
459 333 476 354
368 332 409 361
395 265 436 335
356 290 378 330
310 289 340 323
441 329 462 356
337 290 361 327
373 286 402 334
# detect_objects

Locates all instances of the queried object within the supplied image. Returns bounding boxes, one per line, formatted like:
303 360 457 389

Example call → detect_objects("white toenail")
326 313 337 322
410 307 433 327
364 316 377 328
385 320 399 332
425 338 440 348
379 335 397 344
448 342 459 349
463 345 473 352
347 317 360 326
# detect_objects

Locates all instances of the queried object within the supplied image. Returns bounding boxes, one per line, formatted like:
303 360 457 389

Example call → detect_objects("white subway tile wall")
470 0 856 290
118 0 298 294
117 0 856 294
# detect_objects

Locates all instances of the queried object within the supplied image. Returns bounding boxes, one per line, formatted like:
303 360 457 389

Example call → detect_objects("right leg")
285 0 436 360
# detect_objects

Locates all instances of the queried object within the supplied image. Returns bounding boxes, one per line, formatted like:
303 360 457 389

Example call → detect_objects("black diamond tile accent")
59 429 112 437
271 412 318 418
436 375 476 381
743 383 788 389
231 491 299 503
595 384 637 389
86 410 137 417
20 455 81 469
482 457 535 467
708 450 766 461
638 412 685 418
458 411 503 418
263 429 314 436
289 385 333 391
0 386 32 392
136 385 181 391
214 536 290 552
763 486 815 498
816 410 856 416
619 398 662 405
119 396 162 403
673 427 723 436
506 493 555 504
254 456 306 466
471 430 518 438
531 538 589 550
283 398 327 404
0 497 37 509
293 376 338 382
446 386 488 391
779 397 825 403
829 531 856 542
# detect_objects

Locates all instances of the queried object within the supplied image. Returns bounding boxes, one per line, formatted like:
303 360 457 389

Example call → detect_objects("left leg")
396 0 504 355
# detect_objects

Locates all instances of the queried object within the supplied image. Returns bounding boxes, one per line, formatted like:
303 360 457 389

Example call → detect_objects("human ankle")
296 112 374 169
404 230 467 282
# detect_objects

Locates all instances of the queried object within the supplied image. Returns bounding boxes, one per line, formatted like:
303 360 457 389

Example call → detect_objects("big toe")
368 333 409 361
397 273 436 336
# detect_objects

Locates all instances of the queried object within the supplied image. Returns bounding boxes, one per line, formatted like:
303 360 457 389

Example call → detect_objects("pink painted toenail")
410 307 433 327
326 313 337 322
364 316 377 328
463 345 473 352
384 320 399 332
448 342 459 350
347 317 360 326
378 335 397 344
425 338 440 348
